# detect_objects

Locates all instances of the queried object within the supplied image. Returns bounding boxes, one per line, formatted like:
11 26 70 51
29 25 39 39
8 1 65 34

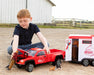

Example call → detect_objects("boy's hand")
11 52 14 59
11 51 16 59
43 46 50 54
11 51 18 59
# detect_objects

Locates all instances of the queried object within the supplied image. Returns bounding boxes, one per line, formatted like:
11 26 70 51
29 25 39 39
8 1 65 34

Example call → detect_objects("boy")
7 9 49 58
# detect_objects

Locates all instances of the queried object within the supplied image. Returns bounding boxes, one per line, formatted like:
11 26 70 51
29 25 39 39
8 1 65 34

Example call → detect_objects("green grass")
0 24 17 28
0 23 94 29
38 25 94 29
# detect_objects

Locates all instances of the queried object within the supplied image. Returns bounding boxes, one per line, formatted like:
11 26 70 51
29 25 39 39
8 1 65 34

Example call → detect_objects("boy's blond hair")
17 9 31 18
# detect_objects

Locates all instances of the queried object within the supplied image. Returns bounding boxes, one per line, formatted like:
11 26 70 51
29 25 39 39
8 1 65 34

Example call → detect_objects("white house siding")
0 0 26 23
0 0 53 24
28 0 52 23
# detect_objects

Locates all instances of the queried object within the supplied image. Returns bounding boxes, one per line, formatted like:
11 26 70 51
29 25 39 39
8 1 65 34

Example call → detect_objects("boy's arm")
36 32 49 53
11 35 19 58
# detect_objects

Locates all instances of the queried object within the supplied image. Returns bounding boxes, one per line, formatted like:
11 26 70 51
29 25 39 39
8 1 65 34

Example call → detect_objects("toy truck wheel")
26 63 34 72
82 59 89 66
91 60 94 66
56 59 61 68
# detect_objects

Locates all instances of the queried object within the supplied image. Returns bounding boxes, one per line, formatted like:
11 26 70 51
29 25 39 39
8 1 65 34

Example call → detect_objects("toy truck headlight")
20 60 24 63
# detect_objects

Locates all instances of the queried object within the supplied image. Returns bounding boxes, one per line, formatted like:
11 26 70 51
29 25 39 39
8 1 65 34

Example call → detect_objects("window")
82 40 92 44
27 50 37 56
37 51 45 56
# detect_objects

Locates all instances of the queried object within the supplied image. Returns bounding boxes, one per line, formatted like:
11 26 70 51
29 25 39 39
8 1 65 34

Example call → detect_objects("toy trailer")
65 34 94 66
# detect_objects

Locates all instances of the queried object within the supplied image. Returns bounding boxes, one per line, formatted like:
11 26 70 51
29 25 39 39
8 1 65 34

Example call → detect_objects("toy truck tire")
91 60 94 66
56 59 61 68
25 63 34 72
82 59 89 66
53 55 62 68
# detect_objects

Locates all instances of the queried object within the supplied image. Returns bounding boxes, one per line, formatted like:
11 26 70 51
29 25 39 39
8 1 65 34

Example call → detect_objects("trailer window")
82 40 92 44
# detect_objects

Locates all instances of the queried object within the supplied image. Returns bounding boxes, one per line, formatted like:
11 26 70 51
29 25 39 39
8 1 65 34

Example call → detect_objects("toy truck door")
65 39 72 61
36 51 47 64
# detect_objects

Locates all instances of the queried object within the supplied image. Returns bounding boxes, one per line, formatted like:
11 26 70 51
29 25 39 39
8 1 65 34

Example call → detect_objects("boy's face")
17 17 32 29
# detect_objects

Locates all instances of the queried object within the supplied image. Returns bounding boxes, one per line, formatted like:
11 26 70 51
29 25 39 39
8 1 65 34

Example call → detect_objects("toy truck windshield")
27 50 37 56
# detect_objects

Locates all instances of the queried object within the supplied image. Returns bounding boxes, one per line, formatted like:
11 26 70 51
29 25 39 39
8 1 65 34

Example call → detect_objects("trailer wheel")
82 59 89 66
25 63 34 72
56 59 61 68
91 60 94 66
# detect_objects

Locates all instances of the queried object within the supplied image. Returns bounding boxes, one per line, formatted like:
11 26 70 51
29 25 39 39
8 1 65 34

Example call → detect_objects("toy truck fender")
25 60 35 66
17 58 35 65
51 54 64 62
49 49 65 62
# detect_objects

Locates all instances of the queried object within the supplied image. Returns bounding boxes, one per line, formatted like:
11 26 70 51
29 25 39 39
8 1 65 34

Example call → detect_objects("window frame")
37 51 45 56
82 40 92 44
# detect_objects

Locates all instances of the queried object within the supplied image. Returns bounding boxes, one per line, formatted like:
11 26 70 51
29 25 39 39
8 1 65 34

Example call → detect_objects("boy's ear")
30 17 32 21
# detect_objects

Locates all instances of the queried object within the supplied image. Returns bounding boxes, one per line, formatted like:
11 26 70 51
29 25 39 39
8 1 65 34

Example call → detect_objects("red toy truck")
15 48 65 72
65 34 94 66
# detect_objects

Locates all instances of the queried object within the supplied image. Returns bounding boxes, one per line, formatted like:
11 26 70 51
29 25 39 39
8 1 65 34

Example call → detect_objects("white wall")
0 0 26 23
0 0 53 24
28 0 52 23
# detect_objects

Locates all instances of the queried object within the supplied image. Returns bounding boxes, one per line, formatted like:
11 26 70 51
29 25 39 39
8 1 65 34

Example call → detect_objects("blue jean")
7 42 49 55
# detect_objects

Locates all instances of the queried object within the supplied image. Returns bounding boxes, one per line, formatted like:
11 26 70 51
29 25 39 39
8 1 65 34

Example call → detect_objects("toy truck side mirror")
24 52 28 58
